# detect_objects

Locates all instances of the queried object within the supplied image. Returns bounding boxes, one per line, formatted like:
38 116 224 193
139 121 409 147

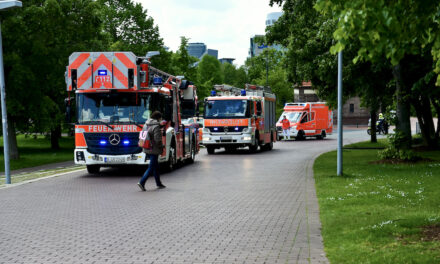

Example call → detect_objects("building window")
349 103 354 113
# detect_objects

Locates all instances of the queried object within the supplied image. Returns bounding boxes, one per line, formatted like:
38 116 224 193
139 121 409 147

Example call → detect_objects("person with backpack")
137 111 166 191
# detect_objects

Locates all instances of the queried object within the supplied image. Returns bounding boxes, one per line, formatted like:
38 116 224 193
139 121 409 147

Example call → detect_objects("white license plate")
220 137 232 140
104 157 125 163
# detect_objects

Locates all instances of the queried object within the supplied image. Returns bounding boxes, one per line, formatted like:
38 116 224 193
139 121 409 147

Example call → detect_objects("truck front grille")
84 132 142 155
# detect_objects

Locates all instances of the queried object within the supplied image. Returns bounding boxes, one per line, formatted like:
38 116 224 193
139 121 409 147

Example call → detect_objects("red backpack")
138 124 152 149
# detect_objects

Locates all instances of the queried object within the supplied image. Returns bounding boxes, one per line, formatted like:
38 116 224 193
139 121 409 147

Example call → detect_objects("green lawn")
314 141 440 263
0 135 74 172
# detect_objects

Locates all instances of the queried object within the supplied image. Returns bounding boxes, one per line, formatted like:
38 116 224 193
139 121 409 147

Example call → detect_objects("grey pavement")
0 130 371 264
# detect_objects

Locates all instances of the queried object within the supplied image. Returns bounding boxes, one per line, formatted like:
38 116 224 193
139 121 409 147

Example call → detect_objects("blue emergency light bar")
98 70 107 76
211 90 216 96
123 140 130 145
99 140 107 145
241 90 246 96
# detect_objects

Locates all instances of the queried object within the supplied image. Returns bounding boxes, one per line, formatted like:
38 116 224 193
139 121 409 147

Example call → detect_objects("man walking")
138 111 166 191
281 115 290 140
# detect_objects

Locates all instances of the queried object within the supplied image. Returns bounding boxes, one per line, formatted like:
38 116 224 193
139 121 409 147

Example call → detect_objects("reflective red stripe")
115 53 136 74
68 53 90 77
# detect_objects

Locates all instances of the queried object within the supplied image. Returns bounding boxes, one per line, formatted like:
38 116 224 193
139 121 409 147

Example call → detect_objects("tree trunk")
392 64 412 149
50 125 61 150
7 117 19 160
433 99 440 140
370 110 377 143
412 95 437 148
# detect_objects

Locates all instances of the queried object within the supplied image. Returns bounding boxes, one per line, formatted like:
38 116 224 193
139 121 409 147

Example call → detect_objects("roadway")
0 129 372 264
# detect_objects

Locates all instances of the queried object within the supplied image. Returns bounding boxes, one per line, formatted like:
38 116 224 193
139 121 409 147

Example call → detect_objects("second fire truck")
202 84 277 154
66 51 199 174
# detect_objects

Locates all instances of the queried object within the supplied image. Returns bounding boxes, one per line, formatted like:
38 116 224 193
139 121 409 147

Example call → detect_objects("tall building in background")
206 49 218 59
219 58 235 64
249 12 284 58
187 43 207 59
266 12 282 26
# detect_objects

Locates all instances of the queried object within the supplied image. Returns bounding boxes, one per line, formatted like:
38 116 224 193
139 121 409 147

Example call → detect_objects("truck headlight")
290 126 297 132
243 136 252 141
203 136 211 141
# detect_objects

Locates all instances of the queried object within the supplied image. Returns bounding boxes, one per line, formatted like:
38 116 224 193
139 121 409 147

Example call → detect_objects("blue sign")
98 70 107 76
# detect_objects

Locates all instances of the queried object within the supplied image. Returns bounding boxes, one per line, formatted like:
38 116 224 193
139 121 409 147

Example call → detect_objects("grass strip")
314 140 440 263
0 134 74 172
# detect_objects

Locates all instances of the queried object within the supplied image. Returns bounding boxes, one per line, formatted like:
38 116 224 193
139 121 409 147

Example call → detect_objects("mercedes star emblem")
224 127 228 132
109 134 120 145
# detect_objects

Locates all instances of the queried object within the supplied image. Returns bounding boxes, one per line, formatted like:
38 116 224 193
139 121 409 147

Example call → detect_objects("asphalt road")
0 129 372 264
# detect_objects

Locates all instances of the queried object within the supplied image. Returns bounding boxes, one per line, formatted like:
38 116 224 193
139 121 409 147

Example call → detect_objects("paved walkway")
0 130 370 263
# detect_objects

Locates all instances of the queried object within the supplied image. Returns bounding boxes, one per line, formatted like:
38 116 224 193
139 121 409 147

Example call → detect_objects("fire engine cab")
66 51 199 174
202 84 277 154
276 102 333 140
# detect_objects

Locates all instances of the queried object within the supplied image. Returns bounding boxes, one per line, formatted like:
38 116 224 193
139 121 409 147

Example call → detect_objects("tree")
268 0 395 143
314 0 440 148
222 63 237 86
99 0 162 56
196 55 223 100
1 0 107 153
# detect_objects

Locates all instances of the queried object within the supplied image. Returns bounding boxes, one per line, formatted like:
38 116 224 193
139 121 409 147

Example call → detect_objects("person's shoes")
137 182 146 191
157 184 166 189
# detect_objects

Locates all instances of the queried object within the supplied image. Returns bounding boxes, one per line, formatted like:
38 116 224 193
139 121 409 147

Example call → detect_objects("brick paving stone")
0 131 369 263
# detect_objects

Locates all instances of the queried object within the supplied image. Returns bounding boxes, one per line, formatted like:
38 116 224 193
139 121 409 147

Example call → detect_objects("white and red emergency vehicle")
202 84 277 154
276 102 333 140
66 51 199 174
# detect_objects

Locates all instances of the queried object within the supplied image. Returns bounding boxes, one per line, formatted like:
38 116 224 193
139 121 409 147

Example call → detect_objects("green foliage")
196 55 223 101
314 0 440 85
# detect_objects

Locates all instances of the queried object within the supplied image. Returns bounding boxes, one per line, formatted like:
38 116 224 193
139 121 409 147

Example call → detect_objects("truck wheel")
87 165 100 174
207 146 215 154
316 131 326 140
165 145 176 172
249 135 259 153
188 141 196 164
296 130 305 141
262 140 273 151
367 129 371 135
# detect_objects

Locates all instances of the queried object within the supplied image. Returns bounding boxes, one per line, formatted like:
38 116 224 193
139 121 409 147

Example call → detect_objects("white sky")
136 0 283 66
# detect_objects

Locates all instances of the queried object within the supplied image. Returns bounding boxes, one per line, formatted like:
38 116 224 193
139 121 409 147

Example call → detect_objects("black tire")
367 129 371 135
165 144 177 172
296 130 305 141
207 146 215 154
188 140 196 164
263 140 273 151
249 134 259 153
87 165 100 174
317 130 326 140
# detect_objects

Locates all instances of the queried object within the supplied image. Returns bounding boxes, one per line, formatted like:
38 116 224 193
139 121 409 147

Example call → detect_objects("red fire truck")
66 51 199 174
202 84 277 154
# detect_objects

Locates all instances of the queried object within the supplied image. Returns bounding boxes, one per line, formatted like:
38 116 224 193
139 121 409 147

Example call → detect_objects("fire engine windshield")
278 112 303 123
204 100 249 118
77 93 166 124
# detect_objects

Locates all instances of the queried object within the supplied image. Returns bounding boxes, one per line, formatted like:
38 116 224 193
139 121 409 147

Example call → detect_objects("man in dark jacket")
138 111 166 191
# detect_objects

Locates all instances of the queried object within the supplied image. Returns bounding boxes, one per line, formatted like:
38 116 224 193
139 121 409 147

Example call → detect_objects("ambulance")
202 84 277 154
276 102 333 140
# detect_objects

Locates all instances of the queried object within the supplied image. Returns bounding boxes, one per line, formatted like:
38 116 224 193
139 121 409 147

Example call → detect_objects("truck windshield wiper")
81 121 114 130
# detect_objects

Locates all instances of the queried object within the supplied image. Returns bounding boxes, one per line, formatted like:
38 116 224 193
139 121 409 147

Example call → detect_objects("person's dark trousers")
139 154 162 187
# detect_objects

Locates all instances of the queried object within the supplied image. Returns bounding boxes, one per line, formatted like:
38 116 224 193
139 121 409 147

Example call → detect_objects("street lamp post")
0 0 22 184
337 51 343 176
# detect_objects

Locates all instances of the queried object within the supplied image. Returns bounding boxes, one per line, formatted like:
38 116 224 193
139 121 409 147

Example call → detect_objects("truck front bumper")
74 149 149 166
202 133 253 146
